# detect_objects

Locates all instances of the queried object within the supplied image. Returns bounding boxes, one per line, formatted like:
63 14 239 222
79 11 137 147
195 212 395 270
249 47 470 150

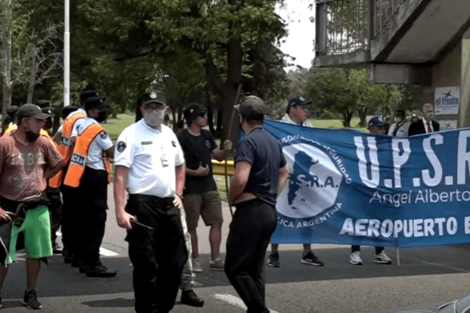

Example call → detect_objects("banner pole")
225 84 242 218
396 247 401 266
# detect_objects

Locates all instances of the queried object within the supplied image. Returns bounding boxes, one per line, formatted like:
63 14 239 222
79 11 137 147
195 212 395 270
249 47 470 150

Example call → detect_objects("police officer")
114 92 187 313
63 96 116 277
39 106 64 254
226 96 289 313
53 90 100 266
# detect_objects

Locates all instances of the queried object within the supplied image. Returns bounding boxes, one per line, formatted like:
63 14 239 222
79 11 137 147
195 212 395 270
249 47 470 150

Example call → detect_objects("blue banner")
262 119 470 248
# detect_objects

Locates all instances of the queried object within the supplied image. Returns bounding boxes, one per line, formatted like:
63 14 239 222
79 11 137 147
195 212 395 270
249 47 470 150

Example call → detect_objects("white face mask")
394 117 402 123
144 109 165 128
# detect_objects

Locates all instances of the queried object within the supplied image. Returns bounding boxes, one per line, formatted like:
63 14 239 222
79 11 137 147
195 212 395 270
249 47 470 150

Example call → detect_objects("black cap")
35 99 51 108
183 103 206 124
235 96 266 119
17 104 50 120
84 97 106 111
139 91 166 107
61 106 79 119
41 106 56 117
6 105 20 118
80 90 100 103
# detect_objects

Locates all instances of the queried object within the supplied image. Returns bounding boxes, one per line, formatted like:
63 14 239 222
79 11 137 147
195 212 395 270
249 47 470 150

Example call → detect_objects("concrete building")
315 0 470 128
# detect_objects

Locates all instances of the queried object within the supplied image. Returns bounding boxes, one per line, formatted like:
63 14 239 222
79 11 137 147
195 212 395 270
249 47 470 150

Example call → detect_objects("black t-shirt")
177 129 218 194
235 128 287 205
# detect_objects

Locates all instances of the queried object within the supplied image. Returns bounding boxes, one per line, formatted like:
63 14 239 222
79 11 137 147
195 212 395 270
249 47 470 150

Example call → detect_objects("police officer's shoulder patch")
171 141 176 147
100 131 108 139
117 141 126 152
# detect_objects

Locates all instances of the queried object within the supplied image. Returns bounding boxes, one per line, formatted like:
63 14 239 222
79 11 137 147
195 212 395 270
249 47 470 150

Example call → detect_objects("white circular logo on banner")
277 144 342 219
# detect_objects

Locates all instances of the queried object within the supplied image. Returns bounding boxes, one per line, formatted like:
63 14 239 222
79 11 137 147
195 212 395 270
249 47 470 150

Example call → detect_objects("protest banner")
263 119 470 248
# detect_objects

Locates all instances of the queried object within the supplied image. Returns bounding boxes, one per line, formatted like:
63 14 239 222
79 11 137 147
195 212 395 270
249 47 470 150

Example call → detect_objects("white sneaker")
192 257 203 273
374 251 392 264
349 251 363 265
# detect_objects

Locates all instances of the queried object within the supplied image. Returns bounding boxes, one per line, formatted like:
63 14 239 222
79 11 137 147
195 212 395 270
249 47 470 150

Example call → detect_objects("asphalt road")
2 185 470 313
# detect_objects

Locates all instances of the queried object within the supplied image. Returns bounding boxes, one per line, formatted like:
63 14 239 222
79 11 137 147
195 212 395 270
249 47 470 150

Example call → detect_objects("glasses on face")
199 111 207 118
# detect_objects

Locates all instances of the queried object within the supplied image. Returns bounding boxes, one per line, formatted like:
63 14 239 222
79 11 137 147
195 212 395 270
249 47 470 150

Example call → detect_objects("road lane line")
413 259 470 273
99 247 119 257
214 294 279 313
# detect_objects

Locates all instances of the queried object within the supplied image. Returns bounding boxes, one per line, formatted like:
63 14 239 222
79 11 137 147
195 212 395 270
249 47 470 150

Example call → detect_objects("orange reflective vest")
63 123 111 188
49 112 87 188
4 124 56 146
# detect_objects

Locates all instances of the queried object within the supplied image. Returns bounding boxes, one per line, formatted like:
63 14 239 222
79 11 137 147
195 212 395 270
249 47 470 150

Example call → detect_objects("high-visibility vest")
4 124 56 146
63 123 111 188
49 112 87 188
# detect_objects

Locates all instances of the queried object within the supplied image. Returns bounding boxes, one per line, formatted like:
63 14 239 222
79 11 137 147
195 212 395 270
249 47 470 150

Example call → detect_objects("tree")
75 0 287 142
304 68 358 127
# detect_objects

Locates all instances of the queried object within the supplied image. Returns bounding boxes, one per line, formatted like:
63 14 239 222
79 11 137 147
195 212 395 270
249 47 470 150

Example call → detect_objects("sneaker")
192 257 203 273
301 251 324 266
52 243 63 254
349 251 363 265
86 263 117 278
181 290 204 307
22 290 42 310
209 257 224 271
374 251 392 264
267 252 281 267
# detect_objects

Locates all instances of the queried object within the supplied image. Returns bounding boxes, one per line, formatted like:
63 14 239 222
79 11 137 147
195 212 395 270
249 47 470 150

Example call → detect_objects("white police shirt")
114 119 185 198
76 118 113 171
70 108 88 138
280 113 314 128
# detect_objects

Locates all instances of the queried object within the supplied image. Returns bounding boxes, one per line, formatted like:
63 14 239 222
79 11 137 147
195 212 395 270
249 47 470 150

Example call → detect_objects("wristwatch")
176 193 184 200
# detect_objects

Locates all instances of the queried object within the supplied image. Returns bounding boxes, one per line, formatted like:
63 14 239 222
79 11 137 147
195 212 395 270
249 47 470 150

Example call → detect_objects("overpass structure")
315 0 470 128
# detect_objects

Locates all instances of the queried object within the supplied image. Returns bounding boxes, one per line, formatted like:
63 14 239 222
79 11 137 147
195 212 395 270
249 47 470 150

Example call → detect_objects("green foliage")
303 67 423 127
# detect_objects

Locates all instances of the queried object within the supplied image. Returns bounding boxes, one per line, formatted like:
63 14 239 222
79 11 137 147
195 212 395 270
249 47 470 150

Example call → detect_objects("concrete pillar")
459 29 470 128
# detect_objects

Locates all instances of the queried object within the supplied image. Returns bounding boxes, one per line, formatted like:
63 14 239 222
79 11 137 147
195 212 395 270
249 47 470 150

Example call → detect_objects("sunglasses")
199 110 207 117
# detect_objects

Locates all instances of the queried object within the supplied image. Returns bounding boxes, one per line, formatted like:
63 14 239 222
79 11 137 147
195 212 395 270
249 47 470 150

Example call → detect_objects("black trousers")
225 198 277 313
75 167 108 266
351 245 384 254
60 182 81 255
46 189 63 245
125 194 187 313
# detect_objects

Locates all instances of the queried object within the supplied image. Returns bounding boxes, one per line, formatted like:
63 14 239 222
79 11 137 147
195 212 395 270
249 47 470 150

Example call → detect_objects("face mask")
144 109 165 128
94 110 108 123
25 131 40 142
394 117 402 123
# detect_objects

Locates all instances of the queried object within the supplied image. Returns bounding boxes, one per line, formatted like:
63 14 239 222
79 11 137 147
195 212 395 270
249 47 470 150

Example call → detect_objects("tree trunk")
342 110 354 128
207 107 215 134
1 0 13 120
357 107 368 127
27 55 37 103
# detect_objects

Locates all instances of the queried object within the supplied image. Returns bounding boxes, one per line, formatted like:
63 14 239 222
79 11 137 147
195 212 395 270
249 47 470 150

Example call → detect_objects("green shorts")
8 205 52 263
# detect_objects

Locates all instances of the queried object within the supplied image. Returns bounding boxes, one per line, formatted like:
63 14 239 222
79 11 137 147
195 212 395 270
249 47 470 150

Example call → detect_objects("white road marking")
214 294 279 313
56 232 119 257
99 247 119 257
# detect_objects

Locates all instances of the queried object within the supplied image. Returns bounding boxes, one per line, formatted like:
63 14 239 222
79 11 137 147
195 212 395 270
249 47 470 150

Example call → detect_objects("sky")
275 0 316 71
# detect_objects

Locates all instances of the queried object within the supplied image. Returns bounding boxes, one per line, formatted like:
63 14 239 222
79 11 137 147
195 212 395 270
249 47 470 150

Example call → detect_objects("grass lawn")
102 114 135 142
102 113 366 197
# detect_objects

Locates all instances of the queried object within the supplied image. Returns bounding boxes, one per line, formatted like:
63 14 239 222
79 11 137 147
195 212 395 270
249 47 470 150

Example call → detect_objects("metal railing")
316 0 411 56
372 0 410 39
